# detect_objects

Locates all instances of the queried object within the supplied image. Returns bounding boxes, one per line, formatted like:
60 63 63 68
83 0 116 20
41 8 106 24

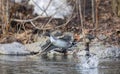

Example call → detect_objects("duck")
85 42 90 56
85 34 95 56
42 31 75 54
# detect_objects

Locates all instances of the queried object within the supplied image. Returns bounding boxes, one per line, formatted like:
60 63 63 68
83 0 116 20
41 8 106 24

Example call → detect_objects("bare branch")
11 15 45 22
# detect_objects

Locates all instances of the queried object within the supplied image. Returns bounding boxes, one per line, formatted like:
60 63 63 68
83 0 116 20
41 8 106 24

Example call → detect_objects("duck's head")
44 32 51 37
43 31 51 37
43 30 63 37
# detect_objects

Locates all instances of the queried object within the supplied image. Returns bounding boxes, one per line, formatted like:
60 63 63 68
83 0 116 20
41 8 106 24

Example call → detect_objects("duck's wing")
44 45 58 52
61 35 77 47
41 40 58 52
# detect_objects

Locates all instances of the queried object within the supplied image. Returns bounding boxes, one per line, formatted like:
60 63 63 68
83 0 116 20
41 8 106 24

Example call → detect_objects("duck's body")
50 35 72 48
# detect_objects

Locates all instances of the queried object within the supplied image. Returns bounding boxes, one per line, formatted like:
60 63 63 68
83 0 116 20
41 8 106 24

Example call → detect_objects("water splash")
77 55 99 69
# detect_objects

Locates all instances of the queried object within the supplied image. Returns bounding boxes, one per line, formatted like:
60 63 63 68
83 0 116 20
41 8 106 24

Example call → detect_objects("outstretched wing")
41 40 58 52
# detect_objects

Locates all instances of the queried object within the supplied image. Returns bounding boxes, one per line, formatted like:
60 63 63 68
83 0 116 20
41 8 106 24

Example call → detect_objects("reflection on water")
0 55 120 74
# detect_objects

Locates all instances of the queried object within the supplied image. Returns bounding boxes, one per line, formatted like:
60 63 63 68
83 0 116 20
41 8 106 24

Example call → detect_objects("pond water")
0 55 120 74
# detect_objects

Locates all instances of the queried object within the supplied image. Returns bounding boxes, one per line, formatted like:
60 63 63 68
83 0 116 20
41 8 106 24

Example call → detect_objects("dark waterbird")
85 34 95 57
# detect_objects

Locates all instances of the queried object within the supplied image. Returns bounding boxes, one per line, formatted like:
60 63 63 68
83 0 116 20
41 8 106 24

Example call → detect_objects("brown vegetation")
0 0 119 46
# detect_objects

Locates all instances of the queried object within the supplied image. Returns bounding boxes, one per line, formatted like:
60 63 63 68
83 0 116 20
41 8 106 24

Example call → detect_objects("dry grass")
0 0 119 45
